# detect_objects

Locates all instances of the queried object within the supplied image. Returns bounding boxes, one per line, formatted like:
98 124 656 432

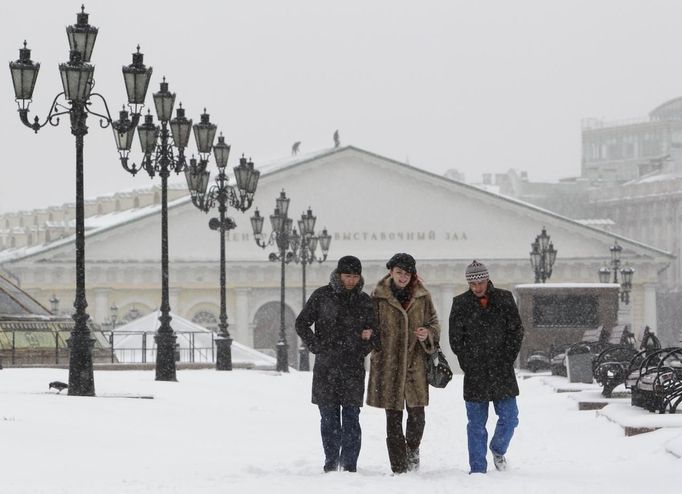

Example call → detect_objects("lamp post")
185 134 260 370
529 226 557 283
250 190 295 372
288 208 331 370
598 240 635 304
9 7 152 395
111 80 206 382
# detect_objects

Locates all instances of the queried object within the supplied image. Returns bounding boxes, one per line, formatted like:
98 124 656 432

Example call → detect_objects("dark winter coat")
367 275 440 410
296 270 378 406
448 281 524 402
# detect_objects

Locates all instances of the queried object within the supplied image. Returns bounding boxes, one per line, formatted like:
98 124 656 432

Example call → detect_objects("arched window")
192 311 218 332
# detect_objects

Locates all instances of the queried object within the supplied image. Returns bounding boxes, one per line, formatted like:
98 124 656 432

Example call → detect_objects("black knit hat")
337 255 362 275
386 253 416 273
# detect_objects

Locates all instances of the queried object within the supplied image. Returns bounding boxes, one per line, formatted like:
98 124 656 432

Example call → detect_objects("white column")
92 288 110 324
235 288 251 346
643 283 657 332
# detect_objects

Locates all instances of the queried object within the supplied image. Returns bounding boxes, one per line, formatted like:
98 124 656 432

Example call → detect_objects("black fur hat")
386 253 416 273
337 255 362 275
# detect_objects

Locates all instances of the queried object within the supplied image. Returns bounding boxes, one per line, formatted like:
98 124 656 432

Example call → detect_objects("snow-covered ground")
1 368 680 494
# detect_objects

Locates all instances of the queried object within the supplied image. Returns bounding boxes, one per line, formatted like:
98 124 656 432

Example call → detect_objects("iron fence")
0 329 217 366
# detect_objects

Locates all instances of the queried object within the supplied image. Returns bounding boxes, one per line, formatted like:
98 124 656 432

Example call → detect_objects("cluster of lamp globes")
9 6 260 216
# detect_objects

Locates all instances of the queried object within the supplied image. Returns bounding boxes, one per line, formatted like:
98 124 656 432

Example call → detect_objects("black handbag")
426 348 453 388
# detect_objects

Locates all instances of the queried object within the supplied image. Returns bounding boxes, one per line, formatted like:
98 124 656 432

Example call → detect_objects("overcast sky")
3 0 682 213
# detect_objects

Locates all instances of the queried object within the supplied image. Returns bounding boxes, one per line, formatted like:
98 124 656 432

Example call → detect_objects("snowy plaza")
1 368 680 494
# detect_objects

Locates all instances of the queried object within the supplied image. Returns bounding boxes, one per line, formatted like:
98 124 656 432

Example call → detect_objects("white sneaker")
492 454 507 471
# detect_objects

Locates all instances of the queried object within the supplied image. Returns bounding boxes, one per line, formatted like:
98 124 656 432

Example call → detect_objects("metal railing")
0 329 217 366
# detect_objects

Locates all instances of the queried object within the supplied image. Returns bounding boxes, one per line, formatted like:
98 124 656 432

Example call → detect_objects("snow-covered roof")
0 145 674 263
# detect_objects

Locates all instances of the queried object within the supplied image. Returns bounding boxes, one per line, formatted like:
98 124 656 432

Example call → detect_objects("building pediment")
0 146 672 267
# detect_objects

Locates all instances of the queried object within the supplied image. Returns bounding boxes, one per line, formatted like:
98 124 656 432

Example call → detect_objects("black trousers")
319 405 361 471
386 406 425 450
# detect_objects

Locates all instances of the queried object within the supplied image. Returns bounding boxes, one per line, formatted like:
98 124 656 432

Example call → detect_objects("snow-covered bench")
629 347 682 413
593 327 660 398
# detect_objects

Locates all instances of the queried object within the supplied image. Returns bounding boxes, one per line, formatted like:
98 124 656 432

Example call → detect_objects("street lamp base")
215 336 233 371
155 332 178 381
67 332 96 396
276 341 289 373
298 345 310 371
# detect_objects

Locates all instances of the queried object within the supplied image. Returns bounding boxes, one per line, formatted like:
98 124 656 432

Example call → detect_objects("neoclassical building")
0 146 674 363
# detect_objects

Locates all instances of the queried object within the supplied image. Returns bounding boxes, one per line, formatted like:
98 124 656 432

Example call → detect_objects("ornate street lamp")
9 7 152 396
598 240 634 304
111 80 207 382
185 133 260 370
529 226 557 283
289 207 331 370
250 190 295 372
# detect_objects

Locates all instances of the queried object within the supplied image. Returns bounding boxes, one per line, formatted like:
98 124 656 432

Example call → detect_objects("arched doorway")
253 301 297 367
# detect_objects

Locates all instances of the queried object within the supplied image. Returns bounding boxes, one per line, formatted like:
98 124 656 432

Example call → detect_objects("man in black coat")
296 255 378 473
449 260 524 474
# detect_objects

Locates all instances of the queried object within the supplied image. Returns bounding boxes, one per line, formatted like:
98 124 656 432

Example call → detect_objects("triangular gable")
0 146 673 265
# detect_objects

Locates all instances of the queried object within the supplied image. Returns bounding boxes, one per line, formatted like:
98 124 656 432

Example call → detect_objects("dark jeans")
385 406 425 450
465 397 519 473
318 405 361 471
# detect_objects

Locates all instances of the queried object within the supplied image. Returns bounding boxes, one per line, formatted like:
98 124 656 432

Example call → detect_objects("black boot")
406 446 420 472
386 437 407 474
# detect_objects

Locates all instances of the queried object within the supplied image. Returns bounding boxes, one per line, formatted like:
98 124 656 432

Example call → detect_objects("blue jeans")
319 405 361 471
465 397 519 473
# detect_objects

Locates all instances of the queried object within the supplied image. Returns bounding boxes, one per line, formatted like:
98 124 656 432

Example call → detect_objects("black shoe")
323 461 339 473
341 465 357 472
386 437 407 474
492 454 507 471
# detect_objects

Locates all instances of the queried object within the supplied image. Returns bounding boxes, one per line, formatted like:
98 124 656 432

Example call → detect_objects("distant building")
0 146 672 364
581 97 682 185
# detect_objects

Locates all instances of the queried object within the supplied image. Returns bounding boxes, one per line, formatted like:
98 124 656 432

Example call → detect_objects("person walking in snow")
449 260 524 474
296 255 378 473
367 253 440 474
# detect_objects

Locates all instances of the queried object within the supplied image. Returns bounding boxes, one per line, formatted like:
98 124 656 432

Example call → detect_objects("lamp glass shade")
112 109 136 151
9 43 40 100
301 208 316 235
213 134 231 169
290 229 301 251
620 267 634 285
153 79 176 122
530 250 541 271
319 228 332 252
539 227 550 250
234 156 251 192
185 166 210 199
59 52 94 102
598 267 611 283
137 112 159 155
66 7 98 63
610 241 622 263
284 218 294 236
243 159 260 194
309 236 319 253
193 110 217 154
547 243 557 268
276 190 290 217
170 106 192 148
270 208 283 232
122 47 152 105
250 209 264 236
